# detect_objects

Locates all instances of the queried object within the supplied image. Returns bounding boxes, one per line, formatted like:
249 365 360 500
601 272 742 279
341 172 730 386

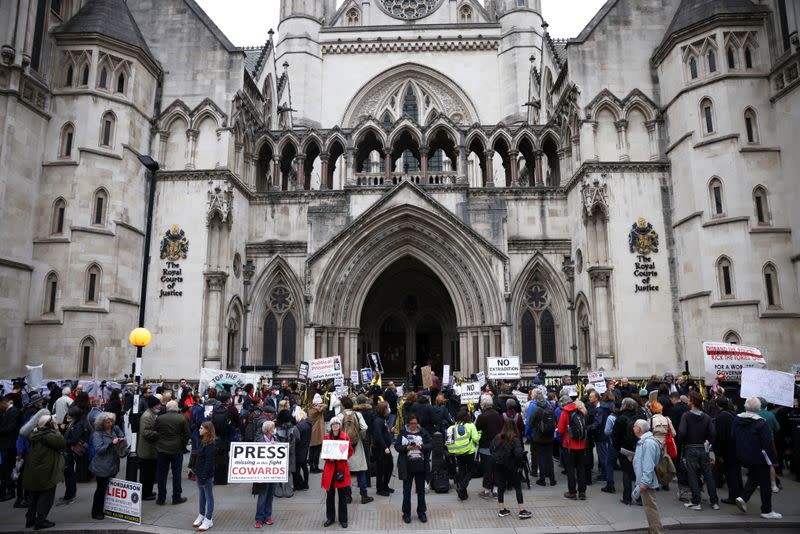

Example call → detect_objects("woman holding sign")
321 416 353 528
254 420 279 527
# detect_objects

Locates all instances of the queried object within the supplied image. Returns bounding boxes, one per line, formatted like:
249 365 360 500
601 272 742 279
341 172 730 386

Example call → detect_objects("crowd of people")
0 371 795 532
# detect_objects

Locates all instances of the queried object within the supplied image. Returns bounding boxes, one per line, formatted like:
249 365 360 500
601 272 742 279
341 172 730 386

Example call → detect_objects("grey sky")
195 0 608 47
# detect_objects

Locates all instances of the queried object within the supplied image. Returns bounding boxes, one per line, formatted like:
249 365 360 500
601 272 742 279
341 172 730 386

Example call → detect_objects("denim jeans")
157 452 184 501
387 413 397 432
347 470 368 496
619 453 634 503
256 483 275 522
685 446 718 505
595 441 611 484
198 479 214 519
402 471 427 517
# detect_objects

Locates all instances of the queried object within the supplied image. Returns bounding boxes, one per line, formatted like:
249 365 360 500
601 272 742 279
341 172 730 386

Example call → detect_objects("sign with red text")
703 342 766 382
104 478 142 525
309 356 344 382
227 442 289 483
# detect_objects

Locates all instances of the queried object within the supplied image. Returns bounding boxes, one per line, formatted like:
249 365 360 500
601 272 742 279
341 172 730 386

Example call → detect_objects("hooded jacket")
678 409 715 446
22 427 65 491
732 412 773 466
557 402 587 450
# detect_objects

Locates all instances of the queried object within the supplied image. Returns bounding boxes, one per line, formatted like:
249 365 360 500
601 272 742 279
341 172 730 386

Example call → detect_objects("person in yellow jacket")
446 408 481 500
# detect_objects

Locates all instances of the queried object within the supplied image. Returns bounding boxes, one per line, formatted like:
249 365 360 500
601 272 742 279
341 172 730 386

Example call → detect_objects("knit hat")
312 394 323 404
639 388 648 397
355 394 368 405
330 416 342 426
147 396 161 409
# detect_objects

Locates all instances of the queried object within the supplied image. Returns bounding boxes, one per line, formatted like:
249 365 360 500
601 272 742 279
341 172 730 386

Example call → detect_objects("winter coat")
649 413 675 448
633 431 661 489
395 425 432 480
713 410 736 460
137 408 159 460
308 403 327 447
154 411 191 455
475 407 503 450
557 403 587 450
591 401 614 442
295 419 312 466
274 423 299 473
412 397 435 434
371 415 393 453
732 412 774 466
668 401 689 436
22 428 64 491
432 404 452 433
321 431 353 490
194 441 217 484
490 434 524 475
354 403 376 460
678 409 715 446
613 407 644 453
52 395 73 425
340 409 368 472
89 427 125 478
0 405 20 449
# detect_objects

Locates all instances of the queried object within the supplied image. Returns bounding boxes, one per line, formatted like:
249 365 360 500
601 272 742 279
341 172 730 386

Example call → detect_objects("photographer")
23 414 65 530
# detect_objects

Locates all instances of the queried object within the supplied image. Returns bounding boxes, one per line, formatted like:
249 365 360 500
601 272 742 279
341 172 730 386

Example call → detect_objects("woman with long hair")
321 416 353 528
491 419 531 519
192 421 217 531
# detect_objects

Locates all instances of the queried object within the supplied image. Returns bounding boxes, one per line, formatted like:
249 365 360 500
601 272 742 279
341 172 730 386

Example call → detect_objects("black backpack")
537 405 556 437
567 410 587 442
244 410 268 442
430 432 449 493
212 405 232 439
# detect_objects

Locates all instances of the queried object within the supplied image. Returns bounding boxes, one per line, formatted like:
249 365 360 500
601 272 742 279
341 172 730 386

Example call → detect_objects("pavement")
0 457 798 534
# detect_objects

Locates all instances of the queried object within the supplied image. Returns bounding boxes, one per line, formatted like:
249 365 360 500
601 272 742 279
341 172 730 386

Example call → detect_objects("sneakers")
265 519 274 526
760 511 782 519
578 493 586 500
711 503 720 510
519 509 532 520
735 497 747 513
193 514 205 528
479 490 493 500
55 497 76 506
254 521 263 528
684 503 701 511
771 485 780 494
536 479 546 487
498 509 511 517
197 518 213 531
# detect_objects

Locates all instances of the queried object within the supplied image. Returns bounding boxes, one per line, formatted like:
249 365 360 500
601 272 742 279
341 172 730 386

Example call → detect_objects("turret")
496 0 544 121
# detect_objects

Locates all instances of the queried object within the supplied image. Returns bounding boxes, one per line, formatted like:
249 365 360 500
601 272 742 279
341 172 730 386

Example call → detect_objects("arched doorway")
359 257 457 377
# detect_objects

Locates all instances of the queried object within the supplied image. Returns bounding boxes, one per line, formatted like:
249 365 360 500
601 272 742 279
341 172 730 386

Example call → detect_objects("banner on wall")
486 357 521 380
308 356 344 382
198 368 261 395
702 342 766 382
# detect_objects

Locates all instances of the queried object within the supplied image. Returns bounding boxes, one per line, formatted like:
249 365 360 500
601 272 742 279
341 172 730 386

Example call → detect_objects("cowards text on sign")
227 442 289 483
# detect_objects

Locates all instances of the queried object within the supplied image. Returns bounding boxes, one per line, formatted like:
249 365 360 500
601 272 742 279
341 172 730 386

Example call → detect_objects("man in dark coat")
475 394 503 499
154 400 191 505
23 415 65 530
713 397 741 504
0 395 20 501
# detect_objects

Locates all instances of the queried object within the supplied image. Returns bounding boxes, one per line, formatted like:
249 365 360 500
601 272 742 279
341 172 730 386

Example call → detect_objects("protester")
274 409 299 497
254 420 278 527
104 389 124 431
732 397 782 519
447 408 480 500
16 395 50 509
191 421 216 531
307 394 326 473
601 392 619 493
372 401 395 496
89 412 125 520
527 389 556 487
590 390 614 488
678 391 719 511
0 395 20 502
340 397 372 504
384 382 399 431
648 400 675 491
52 388 72 425
294 410 312 491
23 414 65 530
138 396 161 501
396 414 431 524
475 394 503 499
322 417 353 528
154 400 190 505
59 404 90 506
632 419 664 534
87 397 103 428
558 397 588 500
354 395 376 489
757 398 781 493
613 396 644 504
491 419 531 519
713 397 741 504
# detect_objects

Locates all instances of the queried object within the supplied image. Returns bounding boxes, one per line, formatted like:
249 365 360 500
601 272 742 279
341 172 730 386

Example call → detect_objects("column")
591 121 600 161
319 152 329 190
646 121 658 160
615 119 629 161
248 154 258 189
203 272 228 364
509 150 519 186
572 134 581 169
349 331 359 375
296 154 306 189
458 331 469 374
345 147 355 186
588 268 614 360
383 147 392 182
157 131 169 168
186 129 198 170
456 144 467 183
534 150 543 186
484 149 495 187
12 0 29 66
234 143 244 178
272 156 281 190
420 145 429 183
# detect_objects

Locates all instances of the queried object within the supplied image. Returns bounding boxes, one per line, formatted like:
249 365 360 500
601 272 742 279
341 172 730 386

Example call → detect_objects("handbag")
115 439 131 458
665 429 677 459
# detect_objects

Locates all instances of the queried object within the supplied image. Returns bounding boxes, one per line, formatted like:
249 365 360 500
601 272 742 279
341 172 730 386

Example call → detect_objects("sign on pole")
587 371 607 394
740 368 795 408
103 478 142 525
442 365 450 387
476 372 486 387
350 370 359 385
368 352 384 374
298 361 309 383
486 357 521 380
228 442 289 483
457 381 481 405
309 356 344 382
360 367 372 385
321 439 350 461
702 342 766 382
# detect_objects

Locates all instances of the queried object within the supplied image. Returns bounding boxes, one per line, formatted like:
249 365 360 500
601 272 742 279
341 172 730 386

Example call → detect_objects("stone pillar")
234 143 244 178
557 148 567 186
345 147 355 186
509 150 519 186
383 147 393 182
646 121 658 160
458 330 468 374
272 156 281 190
186 129 198 170
157 131 169 169
296 154 307 189
319 152 329 189
534 150 543 186
249 154 258 189
572 135 581 167
484 149 495 187
591 121 600 161
456 144 466 183
615 119 629 161
12 0 29 67
588 267 614 360
203 272 228 364
349 331 359 375
420 145 429 183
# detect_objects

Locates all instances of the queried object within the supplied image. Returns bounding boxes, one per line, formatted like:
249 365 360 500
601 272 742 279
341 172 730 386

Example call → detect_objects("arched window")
98 66 108 89
744 107 758 143
516 0 526 6
707 50 717 73
727 47 736 69
723 331 741 344
281 312 297 365
92 188 108 225
744 47 753 69
540 310 556 363
44 272 58 314
346 8 360 26
402 85 418 122
59 123 74 158
100 111 115 147
689 57 698 79
521 310 536 363
700 98 714 134
116 72 126 94
85 264 101 303
717 256 735 299
263 312 278 366
459 5 473 23
763 263 780 308
51 197 66 235
81 64 89 86
709 177 724 216
65 64 74 86
753 186 770 225
79 336 95 376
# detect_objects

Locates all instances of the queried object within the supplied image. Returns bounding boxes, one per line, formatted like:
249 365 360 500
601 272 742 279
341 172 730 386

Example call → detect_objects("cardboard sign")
591 381 607 394
487 357 521 380
588 371 604 382
702 342 766 382
564 385 578 397
360 368 372 385
421 365 433 388
368 352 384 374
321 439 350 461
297 361 309 383
350 370 359 385
335 385 349 398
442 365 450 387
309 356 344 382
741 368 795 408
476 372 486 387
395 386 404 397
228 442 289 483
103 478 142 525
457 381 481 405
334 376 344 387
199 368 261 395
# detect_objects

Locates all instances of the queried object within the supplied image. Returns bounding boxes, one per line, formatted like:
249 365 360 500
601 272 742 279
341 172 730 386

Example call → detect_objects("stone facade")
1 0 798 381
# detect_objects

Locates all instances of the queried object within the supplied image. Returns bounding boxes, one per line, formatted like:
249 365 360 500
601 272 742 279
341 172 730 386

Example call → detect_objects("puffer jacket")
22 427 65 491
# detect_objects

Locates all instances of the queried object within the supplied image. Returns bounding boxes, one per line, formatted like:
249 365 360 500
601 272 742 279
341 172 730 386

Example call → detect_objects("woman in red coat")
321 416 353 528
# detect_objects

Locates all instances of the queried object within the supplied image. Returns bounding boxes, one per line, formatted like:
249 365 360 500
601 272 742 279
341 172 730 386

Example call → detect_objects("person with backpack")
307 394 327 473
321 416 353 528
396 414 432 524
58 404 90 506
89 412 125 520
254 420 280 527
354 395 376 489
632 419 664 534
154 400 190 505
491 419 532 520
372 402 395 496
340 396 373 504
557 397 588 500
678 391 719 511
447 408 480 500
613 396 645 504
273 410 299 498
192 421 217 531
527 390 556 487
137 396 161 501
294 409 312 491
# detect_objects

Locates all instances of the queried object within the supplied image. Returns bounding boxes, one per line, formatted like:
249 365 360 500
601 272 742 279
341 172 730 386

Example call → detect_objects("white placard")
395 386 404 397
592 381 607 394
564 385 578 397
335 385 349 398
199 368 261 395
334 376 344 387
587 371 605 382
486 357 521 380
228 442 289 483
309 356 344 382
458 381 481 405
360 368 372 384
24 364 43 390
204 405 214 418
476 372 486 387
350 370 359 385
103 478 142 525
512 390 528 405
741 368 795 408
321 439 350 461
442 365 450 387
702 342 766 382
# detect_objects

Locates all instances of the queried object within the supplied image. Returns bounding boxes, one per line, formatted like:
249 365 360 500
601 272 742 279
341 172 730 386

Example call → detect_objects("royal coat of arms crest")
159 224 189 261
628 218 659 255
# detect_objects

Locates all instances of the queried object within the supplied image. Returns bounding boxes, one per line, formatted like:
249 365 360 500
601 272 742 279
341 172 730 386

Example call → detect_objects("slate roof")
55 0 156 64
243 46 264 77
662 0 768 41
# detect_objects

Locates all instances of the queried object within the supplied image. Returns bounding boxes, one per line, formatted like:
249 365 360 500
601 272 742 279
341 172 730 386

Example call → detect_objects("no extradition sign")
227 442 289 483
457 381 481 405
487 357 521 380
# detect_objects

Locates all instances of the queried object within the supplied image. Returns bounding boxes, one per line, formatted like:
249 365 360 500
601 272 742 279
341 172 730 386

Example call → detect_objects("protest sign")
199 368 261 395
297 361 309 383
309 356 344 382
360 368 372 384
702 342 766 382
512 390 528 406
334 376 344 387
228 442 289 483
486 357 521 380
395 386 404 397
321 439 350 461
350 370 359 385
587 371 604 382
24 364 43 390
457 381 481 404
368 352 384 374
442 365 450 387
741 368 795 408
476 372 486 387
335 385 349 398
421 365 433 388
103 478 142 525
564 385 578 397
591 381 607 394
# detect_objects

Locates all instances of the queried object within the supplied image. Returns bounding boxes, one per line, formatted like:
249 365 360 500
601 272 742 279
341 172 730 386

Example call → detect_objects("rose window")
525 284 549 310
270 286 293 313
379 0 444 20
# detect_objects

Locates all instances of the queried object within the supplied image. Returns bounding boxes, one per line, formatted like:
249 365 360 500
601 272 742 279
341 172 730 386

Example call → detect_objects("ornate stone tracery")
206 180 233 226
581 177 609 221
377 0 445 20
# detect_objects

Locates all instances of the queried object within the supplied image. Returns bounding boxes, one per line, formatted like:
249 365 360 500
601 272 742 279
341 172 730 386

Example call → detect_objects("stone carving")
628 218 659 255
270 284 293 313
581 178 609 220
160 225 189 261
525 284 549 310
207 180 233 226
377 0 444 20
